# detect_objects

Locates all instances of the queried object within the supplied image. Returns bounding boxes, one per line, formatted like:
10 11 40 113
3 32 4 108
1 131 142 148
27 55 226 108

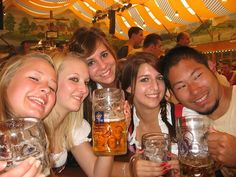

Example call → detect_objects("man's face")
133 30 144 46
153 40 163 58
168 59 220 115
180 33 190 46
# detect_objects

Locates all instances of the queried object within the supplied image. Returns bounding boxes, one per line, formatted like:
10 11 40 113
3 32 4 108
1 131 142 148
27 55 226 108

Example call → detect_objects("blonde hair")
44 51 85 151
0 52 55 121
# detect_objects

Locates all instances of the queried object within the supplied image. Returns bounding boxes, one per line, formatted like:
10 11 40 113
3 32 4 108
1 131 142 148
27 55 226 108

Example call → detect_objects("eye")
176 84 186 90
101 52 108 58
49 86 56 92
156 75 164 81
194 72 202 80
29 76 39 81
85 80 90 86
87 59 95 67
140 77 149 82
69 77 79 82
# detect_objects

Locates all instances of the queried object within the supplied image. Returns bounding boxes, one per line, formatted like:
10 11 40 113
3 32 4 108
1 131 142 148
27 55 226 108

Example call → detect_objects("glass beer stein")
142 132 172 177
92 88 127 155
176 115 215 177
0 117 51 176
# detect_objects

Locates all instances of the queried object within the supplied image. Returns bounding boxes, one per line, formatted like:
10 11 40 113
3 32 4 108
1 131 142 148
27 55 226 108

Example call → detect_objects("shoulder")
72 119 91 145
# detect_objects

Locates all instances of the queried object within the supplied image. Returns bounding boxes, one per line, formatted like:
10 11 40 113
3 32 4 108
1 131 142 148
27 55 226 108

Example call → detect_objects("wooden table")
57 166 87 177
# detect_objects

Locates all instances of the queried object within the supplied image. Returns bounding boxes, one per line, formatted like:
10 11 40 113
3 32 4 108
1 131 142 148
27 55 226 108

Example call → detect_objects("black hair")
128 26 143 39
143 33 162 49
158 46 209 89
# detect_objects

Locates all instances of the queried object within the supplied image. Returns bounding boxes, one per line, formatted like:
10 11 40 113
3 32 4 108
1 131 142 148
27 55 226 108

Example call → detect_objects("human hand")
130 153 177 177
0 157 45 177
208 128 236 168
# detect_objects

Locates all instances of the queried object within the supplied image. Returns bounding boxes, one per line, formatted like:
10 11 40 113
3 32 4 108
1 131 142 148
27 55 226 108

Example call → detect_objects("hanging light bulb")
175 11 179 17
221 0 227 2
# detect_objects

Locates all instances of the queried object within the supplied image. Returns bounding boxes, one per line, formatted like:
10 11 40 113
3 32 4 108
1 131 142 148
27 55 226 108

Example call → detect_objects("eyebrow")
137 74 149 79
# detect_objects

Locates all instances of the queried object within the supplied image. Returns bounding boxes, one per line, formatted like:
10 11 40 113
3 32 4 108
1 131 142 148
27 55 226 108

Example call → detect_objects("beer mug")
176 115 215 177
0 117 51 176
142 132 172 176
92 88 127 155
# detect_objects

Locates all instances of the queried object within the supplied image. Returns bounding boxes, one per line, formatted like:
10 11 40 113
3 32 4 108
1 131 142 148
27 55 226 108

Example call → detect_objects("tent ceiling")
3 0 236 39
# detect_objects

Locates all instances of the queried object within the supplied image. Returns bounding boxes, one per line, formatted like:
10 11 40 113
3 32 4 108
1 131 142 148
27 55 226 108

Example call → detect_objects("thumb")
0 161 7 171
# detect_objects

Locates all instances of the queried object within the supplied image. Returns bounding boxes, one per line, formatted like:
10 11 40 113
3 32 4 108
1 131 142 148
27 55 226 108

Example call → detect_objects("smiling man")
159 46 236 176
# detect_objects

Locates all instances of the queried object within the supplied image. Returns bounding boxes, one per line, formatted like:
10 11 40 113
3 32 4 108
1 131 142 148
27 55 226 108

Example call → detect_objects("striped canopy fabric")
3 0 236 39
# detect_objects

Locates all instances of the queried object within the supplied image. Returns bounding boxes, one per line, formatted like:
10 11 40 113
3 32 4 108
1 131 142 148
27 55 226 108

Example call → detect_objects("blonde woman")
0 52 57 177
44 51 114 177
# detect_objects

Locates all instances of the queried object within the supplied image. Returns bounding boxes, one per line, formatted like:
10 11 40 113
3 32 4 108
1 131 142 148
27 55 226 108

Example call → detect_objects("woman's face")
7 58 57 119
56 58 89 113
133 63 165 109
85 42 116 87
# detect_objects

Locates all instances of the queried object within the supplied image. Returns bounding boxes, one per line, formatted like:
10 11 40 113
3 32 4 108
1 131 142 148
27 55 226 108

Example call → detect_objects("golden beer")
180 157 215 177
92 119 127 155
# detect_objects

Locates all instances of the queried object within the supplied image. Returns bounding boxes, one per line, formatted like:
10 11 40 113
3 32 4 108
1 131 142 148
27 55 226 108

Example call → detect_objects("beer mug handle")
129 154 140 177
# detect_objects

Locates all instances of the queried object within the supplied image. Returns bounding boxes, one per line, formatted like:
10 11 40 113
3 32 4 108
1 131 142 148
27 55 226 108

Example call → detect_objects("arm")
71 142 114 177
0 157 44 177
111 161 130 177
111 155 180 177
208 130 236 168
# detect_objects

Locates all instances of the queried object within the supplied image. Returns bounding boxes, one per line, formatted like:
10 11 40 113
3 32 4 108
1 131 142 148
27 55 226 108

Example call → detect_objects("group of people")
0 25 235 177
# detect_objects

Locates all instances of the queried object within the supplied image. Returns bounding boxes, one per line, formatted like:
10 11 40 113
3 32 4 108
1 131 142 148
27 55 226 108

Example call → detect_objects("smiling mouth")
146 93 159 98
100 69 111 78
74 95 83 102
29 96 46 106
195 94 208 104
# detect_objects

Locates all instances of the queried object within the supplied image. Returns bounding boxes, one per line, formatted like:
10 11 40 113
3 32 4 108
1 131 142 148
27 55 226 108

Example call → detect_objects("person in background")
175 31 191 47
219 61 236 85
0 52 57 177
117 26 144 59
207 58 231 87
112 52 180 177
43 51 114 177
143 33 164 59
159 46 236 177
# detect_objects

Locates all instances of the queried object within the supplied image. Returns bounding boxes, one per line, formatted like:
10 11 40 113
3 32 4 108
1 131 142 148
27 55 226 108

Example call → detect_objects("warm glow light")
144 6 161 25
180 0 196 15
188 8 196 15
83 1 96 12
175 11 179 17
165 16 172 22
121 16 131 28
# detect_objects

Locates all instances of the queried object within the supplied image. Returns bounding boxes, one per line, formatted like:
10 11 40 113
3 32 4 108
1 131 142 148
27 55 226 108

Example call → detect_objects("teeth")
146 93 159 98
195 95 207 103
29 97 45 105
101 70 110 77
74 95 82 101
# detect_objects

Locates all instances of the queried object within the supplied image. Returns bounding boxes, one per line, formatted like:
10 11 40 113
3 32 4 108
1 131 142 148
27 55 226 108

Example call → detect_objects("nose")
152 80 160 90
40 85 51 94
97 59 106 69
188 83 199 95
79 83 88 95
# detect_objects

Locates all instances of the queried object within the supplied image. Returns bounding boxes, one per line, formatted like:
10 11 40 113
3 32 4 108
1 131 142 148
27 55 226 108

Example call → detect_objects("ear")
208 60 216 72
126 86 131 93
